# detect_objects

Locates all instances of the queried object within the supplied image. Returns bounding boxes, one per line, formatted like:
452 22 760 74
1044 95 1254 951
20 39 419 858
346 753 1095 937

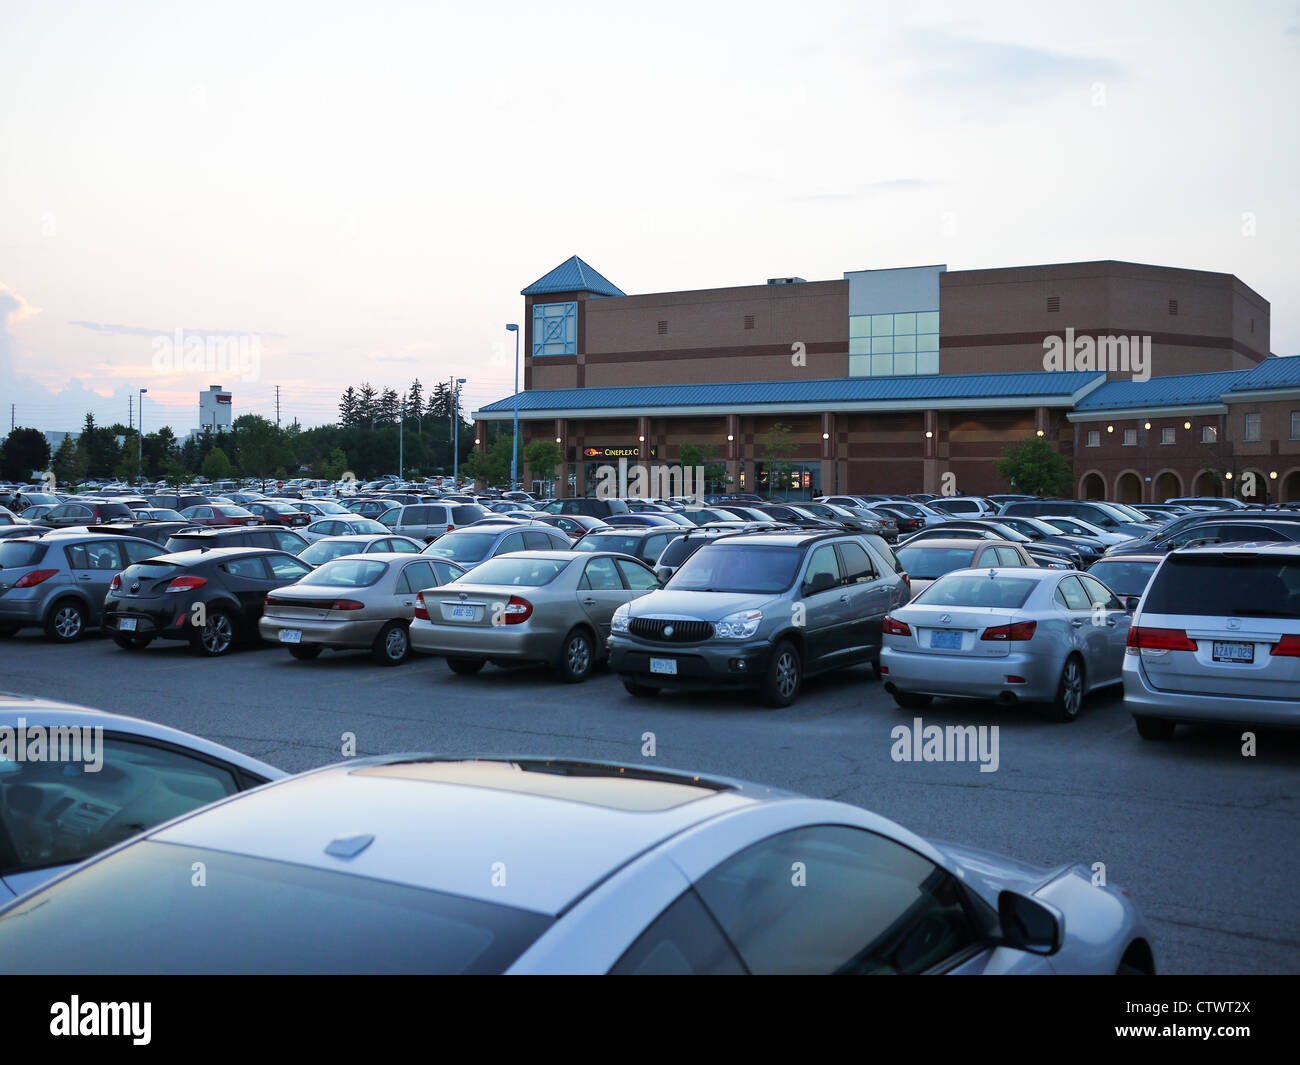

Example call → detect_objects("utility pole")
398 402 404 480
275 385 281 427
9 404 14 431
129 394 133 430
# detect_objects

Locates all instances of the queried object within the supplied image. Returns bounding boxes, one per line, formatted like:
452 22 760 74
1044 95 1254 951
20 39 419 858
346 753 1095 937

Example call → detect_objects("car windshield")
460 557 571 586
300 541 361 566
350 519 389 534
914 574 1038 608
574 534 642 556
146 509 185 521
1087 560 1160 595
0 841 552 975
298 558 388 587
1143 555 1300 617
423 533 499 563
0 542 48 568
669 544 802 593
895 547 977 579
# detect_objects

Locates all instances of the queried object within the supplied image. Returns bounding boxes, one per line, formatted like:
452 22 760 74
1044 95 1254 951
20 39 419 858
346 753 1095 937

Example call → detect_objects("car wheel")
0 624 18 638
1134 715 1176 741
372 621 410 665
193 609 237 657
290 644 323 660
759 640 802 707
446 657 485 675
112 633 154 650
622 680 660 697
554 627 594 683
44 599 86 642
1043 656 1085 722
891 690 933 710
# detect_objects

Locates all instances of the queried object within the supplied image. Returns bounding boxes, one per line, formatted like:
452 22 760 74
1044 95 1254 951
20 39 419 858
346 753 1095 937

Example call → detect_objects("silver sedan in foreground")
0 756 1156 974
880 567 1133 721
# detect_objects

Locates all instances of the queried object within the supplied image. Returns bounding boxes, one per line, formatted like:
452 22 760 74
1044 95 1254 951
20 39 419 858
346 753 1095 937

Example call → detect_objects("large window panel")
532 302 577 356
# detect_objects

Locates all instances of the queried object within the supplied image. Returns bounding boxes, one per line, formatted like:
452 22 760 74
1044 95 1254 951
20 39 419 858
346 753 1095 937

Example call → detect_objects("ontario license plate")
279 629 303 644
650 658 678 675
930 629 962 650
118 618 137 632
450 605 476 621
1212 641 1253 663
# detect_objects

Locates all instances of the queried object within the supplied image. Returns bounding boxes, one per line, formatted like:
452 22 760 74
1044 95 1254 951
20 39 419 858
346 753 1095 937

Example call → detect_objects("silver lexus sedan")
880 567 1133 721
0 756 1156 974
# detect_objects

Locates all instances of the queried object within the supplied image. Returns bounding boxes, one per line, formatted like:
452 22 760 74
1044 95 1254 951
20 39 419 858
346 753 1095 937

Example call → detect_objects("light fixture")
1143 421 1151 430
555 436 562 444
638 435 645 442
1106 425 1114 433
1035 429 1044 437
1225 472 1233 480
727 434 734 442
1270 471 1278 480
821 432 829 440
1184 421 1191 430
925 430 933 439
473 437 480 445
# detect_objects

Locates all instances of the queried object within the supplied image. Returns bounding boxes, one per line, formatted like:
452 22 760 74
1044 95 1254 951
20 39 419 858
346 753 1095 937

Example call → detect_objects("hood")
626 588 778 621
929 839 1075 906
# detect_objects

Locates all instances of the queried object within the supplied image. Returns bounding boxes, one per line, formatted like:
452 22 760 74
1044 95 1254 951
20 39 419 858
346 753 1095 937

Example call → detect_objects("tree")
406 379 424 431
679 442 725 492
996 437 1073 497
232 415 294 486
52 436 84 485
356 383 378 428
377 387 400 425
464 435 517 487
523 438 562 488
202 447 234 481
0 427 51 482
338 386 359 428
759 423 796 499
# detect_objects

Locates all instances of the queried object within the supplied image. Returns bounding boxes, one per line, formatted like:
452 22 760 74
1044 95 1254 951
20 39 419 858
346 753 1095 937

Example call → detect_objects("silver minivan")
1123 543 1300 739
381 503 491 543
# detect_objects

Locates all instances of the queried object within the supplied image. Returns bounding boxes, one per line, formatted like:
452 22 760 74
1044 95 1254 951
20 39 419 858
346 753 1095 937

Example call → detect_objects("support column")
636 416 652 498
923 409 939 495
820 412 836 497
554 419 568 497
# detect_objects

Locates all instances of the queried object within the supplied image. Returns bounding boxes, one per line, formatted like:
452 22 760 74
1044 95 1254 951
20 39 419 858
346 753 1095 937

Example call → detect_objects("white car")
0 694 283 900
0 756 1156 974
1036 515 1134 548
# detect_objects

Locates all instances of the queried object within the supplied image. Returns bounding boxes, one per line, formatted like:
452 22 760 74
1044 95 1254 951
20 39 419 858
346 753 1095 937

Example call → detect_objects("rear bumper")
408 618 559 662
103 600 192 641
258 615 384 649
880 645 1060 703
1122 656 1300 727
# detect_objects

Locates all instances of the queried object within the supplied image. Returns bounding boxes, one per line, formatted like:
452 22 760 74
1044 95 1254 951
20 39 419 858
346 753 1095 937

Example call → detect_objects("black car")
163 526 310 555
42 500 136 528
571 527 686 567
243 501 310 528
541 497 632 518
751 504 841 531
1110 517 1300 557
103 547 312 656
86 521 198 545
147 493 213 511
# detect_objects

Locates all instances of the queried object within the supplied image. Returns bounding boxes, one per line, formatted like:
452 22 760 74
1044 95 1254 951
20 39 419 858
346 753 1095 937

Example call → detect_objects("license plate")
1212 641 1253 663
119 618 137 632
930 629 962 650
279 629 303 644
650 658 678 675
450 605 476 621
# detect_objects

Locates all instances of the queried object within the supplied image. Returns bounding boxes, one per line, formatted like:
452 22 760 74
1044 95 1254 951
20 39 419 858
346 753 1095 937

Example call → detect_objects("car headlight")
714 609 762 639
611 604 631 633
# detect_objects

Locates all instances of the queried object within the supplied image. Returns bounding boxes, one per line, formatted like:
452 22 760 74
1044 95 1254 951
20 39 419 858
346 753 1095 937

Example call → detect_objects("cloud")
787 178 935 203
0 283 42 333
69 320 286 339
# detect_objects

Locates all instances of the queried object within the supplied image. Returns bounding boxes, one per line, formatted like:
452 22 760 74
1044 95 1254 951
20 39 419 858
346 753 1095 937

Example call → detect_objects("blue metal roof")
477 370 1102 415
1073 369 1245 411
1229 355 1300 392
521 256 625 298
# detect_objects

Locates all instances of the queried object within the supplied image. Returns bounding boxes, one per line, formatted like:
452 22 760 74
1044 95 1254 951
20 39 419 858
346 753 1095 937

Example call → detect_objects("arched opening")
1115 472 1142 504
1240 469 1269 505
1079 472 1106 499
1281 470 1300 504
1193 470 1221 497
1153 470 1182 502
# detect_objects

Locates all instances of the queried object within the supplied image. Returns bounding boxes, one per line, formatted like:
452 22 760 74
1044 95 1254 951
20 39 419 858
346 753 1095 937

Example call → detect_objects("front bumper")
608 634 773 686
880 644 1060 703
1122 655 1300 727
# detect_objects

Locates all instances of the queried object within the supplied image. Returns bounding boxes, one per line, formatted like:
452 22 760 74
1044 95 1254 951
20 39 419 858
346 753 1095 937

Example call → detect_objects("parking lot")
2 628 1296 975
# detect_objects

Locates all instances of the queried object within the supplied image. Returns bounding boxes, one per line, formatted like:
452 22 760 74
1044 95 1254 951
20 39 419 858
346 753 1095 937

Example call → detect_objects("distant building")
196 385 232 435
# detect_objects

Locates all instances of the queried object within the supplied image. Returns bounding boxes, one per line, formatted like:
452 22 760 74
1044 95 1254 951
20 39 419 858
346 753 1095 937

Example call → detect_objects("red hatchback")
179 504 264 527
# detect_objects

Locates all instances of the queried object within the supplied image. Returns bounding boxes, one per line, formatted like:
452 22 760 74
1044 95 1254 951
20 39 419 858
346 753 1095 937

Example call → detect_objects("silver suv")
1123 542 1300 739
607 532 911 707
0 533 164 641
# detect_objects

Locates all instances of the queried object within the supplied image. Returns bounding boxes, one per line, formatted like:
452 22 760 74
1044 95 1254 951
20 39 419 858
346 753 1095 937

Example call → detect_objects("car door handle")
839 595 850 603
78 574 93 581
1105 618 1117 627
582 598 596 606
1070 618 1084 627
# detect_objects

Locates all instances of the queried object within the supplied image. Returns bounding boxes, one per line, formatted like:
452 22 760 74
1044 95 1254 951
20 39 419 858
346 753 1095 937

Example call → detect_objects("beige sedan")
409 550 662 682
893 538 1037 595
259 552 465 665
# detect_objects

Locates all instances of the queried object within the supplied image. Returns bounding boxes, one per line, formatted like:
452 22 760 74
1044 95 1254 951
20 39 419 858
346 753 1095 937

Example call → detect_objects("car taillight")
1270 634 1300 658
503 595 532 624
330 599 365 611
981 620 1037 641
110 574 122 591
446 524 454 533
414 591 429 620
1126 626 1198 652
882 616 911 636
165 575 208 593
13 569 57 588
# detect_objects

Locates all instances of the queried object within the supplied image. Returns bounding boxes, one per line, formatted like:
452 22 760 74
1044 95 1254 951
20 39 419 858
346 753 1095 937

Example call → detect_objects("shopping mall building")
470 256 1300 503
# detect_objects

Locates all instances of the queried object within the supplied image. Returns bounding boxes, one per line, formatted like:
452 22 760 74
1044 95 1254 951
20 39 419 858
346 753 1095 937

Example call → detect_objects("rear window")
452 505 489 524
1142 554 1300 618
299 559 388 587
462 557 571 587
96 503 132 519
424 533 497 563
574 534 641 557
895 547 976 579
915 574 1037 609
300 542 355 566
0 542 48 568
0 841 551 974
658 537 713 567
1087 560 1160 595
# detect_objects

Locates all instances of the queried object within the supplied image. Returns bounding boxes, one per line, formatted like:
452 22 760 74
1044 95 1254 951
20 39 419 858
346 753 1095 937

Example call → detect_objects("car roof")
146 756 795 915
1091 553 1164 563
699 531 836 547
898 537 1005 549
1177 541 1300 557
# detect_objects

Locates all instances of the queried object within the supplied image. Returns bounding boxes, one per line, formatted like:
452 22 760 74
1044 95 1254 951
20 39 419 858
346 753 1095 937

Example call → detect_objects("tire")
446 657 485 675
759 640 802 708
1134 715 1176 741
623 680 660 697
1043 656 1085 722
371 621 410 666
892 690 933 710
553 627 594 683
192 608 237 657
113 633 154 650
44 599 86 643
290 644 323 660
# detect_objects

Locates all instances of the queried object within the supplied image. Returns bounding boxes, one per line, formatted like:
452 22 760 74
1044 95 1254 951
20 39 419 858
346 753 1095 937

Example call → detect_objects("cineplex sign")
578 445 660 460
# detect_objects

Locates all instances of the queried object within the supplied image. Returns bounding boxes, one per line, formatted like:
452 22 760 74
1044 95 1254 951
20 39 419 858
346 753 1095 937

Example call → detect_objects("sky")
1 0 1297 436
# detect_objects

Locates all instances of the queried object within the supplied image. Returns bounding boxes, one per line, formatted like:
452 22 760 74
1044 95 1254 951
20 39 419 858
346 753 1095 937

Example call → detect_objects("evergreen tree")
339 386 359 428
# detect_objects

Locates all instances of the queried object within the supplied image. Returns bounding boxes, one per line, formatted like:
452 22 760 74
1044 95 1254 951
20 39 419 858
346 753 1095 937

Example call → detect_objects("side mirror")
655 566 671 585
995 890 1064 956
1124 597 1138 613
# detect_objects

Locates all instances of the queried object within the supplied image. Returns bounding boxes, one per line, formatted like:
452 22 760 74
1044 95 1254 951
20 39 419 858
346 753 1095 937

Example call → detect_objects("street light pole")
506 323 520 490
452 377 466 487
138 388 148 481
398 402 404 481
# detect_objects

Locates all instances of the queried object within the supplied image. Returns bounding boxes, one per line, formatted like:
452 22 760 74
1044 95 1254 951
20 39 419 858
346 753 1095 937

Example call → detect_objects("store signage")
581 445 658 459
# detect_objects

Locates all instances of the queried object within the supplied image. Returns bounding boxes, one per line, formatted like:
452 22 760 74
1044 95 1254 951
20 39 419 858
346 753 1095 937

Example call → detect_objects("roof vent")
767 277 807 285
743 314 755 330
1046 296 1061 313
657 320 668 335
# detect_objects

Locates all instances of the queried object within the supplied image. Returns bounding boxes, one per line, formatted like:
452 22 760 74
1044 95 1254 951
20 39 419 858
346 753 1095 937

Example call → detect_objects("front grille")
629 618 714 643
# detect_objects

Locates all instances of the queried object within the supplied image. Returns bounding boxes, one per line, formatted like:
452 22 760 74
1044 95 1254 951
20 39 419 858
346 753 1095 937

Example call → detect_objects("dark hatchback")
571 528 687 566
103 547 312 656
163 526 310 555
243 501 310 528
